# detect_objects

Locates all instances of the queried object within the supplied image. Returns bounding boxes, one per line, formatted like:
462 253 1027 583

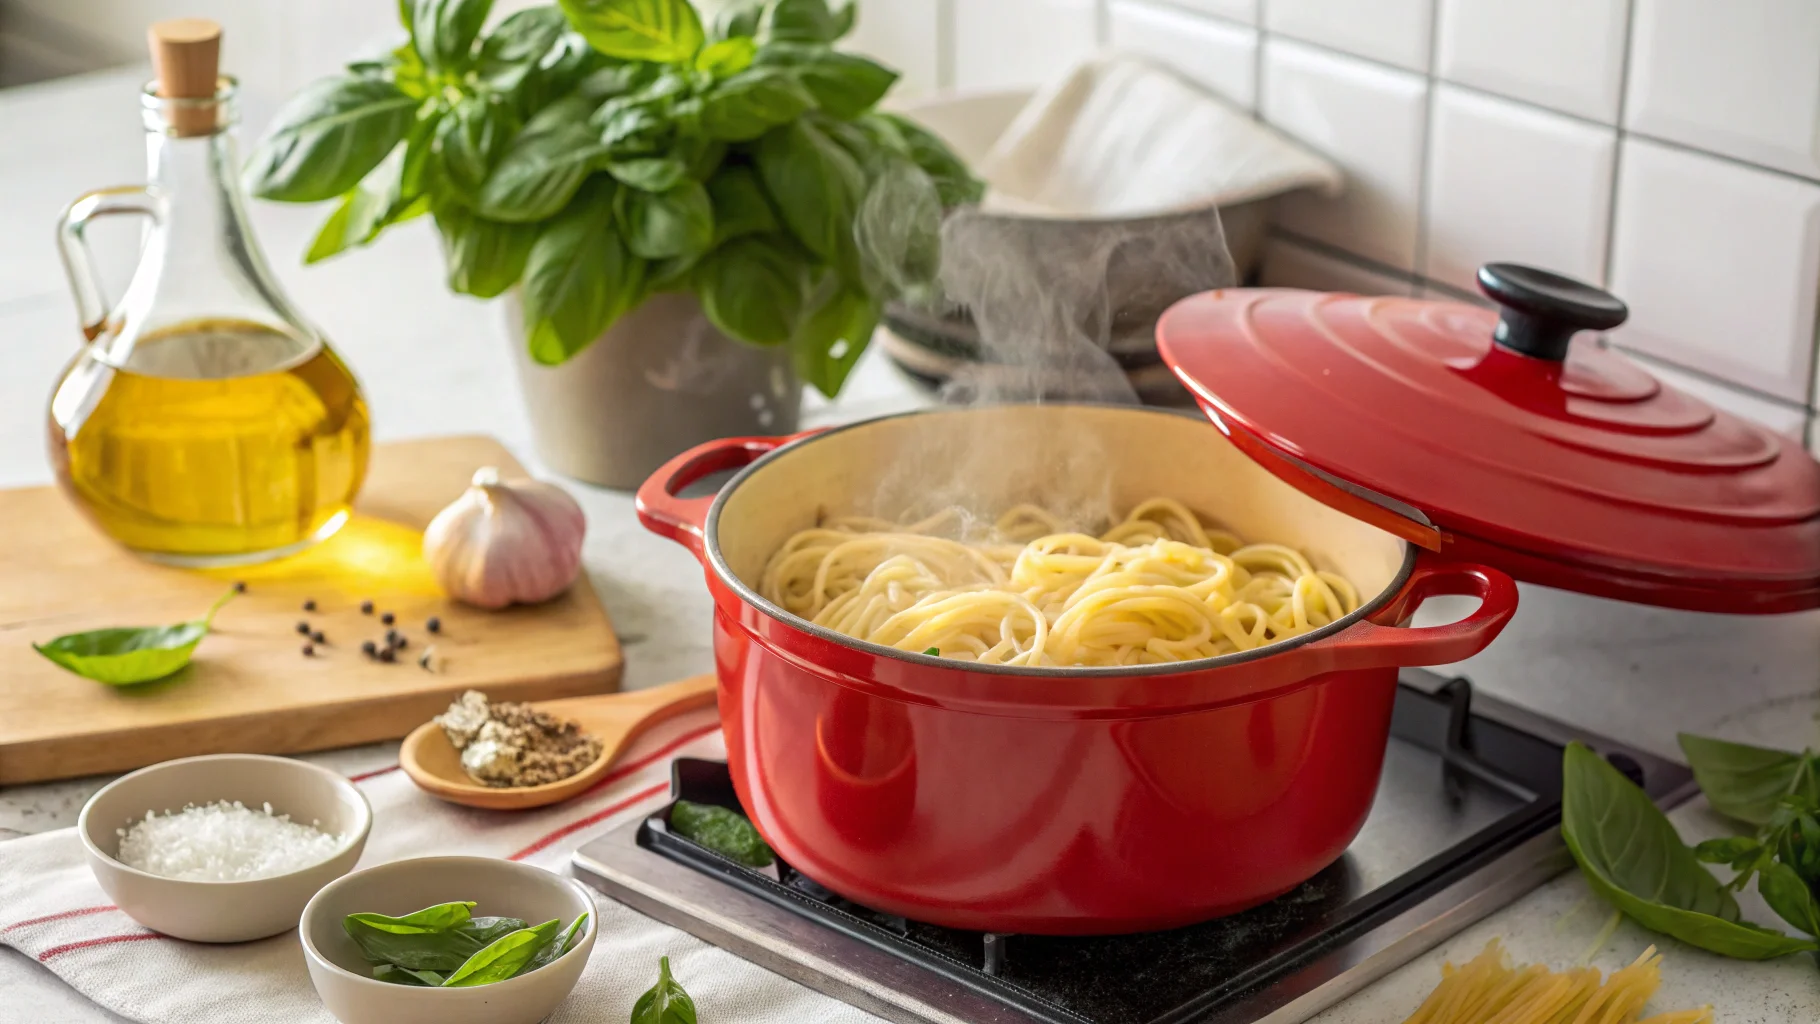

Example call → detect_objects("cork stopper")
148 18 221 136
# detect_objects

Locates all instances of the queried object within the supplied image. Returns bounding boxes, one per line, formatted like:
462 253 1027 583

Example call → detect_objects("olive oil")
49 319 370 563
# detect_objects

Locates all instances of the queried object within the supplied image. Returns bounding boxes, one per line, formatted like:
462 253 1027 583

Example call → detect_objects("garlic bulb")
423 468 586 609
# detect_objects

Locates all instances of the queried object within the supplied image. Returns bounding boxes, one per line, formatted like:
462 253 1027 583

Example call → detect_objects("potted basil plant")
245 0 979 487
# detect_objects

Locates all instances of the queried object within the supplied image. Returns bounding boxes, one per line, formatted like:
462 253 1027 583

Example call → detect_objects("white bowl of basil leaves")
300 856 597 1024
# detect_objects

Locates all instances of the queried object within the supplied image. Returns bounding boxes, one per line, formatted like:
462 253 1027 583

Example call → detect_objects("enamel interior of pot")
713 405 1408 658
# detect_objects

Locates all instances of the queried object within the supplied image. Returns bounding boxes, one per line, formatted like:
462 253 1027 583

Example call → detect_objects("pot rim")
700 404 1421 679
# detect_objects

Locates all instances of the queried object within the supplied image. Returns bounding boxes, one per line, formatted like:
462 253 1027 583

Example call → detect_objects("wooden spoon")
400 674 719 810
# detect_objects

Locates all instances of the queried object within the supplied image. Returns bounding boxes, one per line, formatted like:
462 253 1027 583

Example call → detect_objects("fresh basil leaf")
522 182 646 363
442 918 559 987
575 61 659 102
1694 835 1765 870
597 98 675 154
33 589 236 686
606 155 688 191
373 964 447 986
1561 742 1817 959
526 912 590 972
699 67 816 141
707 165 778 242
874 112 983 208
669 799 776 867
386 41 431 99
244 75 417 203
679 135 727 179
923 646 939 655
457 916 531 945
632 956 698 1024
755 119 863 264
436 94 519 199
695 235 805 347
476 6 569 90
754 43 896 119
793 279 876 398
695 36 756 76
347 902 476 934
1759 860 1820 936
1680 733 1820 827
713 0 763 41
311 112 437 264
761 0 851 43
476 122 604 221
412 0 493 70
434 205 537 298
559 0 705 63
617 180 714 259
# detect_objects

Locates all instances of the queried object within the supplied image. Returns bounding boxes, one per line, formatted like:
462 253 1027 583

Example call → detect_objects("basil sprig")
1561 741 1819 960
632 956 697 1024
246 0 981 398
33 588 238 685
343 900 590 987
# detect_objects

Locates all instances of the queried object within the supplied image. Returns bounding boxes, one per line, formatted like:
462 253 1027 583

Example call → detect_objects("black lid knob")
1477 263 1628 361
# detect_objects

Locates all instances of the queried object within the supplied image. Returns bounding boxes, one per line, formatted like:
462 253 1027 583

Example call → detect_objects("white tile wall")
1608 137 1820 403
1262 38 1429 270
1626 0 1820 180
1435 0 1629 123
1422 85 1615 292
1264 0 1433 72
1163 0 1259 26
1107 0 1259 109
952 0 1100 90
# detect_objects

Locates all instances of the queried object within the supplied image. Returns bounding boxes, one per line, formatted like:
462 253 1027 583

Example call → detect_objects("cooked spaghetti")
758 497 1360 667
1403 940 1711 1024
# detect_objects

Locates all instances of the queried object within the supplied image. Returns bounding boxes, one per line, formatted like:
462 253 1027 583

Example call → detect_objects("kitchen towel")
977 54 1343 218
0 709 882 1024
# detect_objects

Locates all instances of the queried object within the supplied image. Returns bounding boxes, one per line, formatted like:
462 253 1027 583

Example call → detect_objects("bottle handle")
56 186 165 342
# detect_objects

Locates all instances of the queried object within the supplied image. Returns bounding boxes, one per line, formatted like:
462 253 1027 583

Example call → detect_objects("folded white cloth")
0 710 880 1024
978 53 1343 218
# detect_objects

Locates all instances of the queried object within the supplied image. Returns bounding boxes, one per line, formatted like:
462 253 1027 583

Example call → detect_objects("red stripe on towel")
347 765 400 783
37 933 164 961
509 781 669 861
2 905 118 933
589 722 721 793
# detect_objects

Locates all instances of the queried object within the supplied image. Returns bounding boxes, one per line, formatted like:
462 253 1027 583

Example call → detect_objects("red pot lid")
1156 263 1820 613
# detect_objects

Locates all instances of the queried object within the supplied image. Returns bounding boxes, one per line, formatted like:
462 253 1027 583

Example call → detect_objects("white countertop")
3 66 1818 1024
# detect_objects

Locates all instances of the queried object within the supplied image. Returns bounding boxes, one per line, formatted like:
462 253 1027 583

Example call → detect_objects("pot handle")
1297 555 1519 673
635 434 798 558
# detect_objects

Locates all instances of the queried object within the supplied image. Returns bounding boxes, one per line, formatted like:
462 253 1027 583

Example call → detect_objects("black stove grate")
612 671 1690 1024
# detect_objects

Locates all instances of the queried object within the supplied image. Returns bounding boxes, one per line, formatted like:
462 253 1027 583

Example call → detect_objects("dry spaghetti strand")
758 497 1362 667
1402 941 1712 1024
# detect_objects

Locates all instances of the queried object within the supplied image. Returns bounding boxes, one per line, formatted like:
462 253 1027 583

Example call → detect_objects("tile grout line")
934 0 955 92
1599 0 1638 290
1408 0 1445 284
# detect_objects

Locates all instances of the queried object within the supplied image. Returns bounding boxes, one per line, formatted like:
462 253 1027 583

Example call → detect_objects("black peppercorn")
295 621 310 635
379 648 396 663
426 617 442 633
394 635 408 650
360 600 374 615
361 640 377 657
302 599 316 612
232 581 247 593
311 630 326 644
380 611 395 626
301 643 315 656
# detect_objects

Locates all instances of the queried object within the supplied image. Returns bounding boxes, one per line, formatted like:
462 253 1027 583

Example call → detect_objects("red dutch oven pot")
637 403 1518 934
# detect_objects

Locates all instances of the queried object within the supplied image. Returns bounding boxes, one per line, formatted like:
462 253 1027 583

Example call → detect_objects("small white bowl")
78 754 371 943
300 857 597 1024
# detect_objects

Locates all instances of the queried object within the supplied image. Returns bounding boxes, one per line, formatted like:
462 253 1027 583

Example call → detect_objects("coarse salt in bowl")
79 754 371 943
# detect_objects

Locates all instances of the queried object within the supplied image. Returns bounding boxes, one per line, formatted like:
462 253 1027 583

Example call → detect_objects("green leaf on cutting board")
632 956 698 1024
33 588 238 685
1560 741 1818 960
1679 733 1820 828
442 918 560 986
669 799 773 867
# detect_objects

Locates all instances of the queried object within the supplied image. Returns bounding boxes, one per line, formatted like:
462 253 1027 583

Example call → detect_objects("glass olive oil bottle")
49 21 369 565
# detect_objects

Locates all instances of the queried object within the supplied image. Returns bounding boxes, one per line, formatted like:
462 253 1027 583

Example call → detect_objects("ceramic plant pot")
505 291 800 490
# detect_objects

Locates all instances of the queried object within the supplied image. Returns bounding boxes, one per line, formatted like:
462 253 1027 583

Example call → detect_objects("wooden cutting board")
0 435 623 785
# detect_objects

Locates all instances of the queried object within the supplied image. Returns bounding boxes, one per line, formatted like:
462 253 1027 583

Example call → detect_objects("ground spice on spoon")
435 691 601 788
